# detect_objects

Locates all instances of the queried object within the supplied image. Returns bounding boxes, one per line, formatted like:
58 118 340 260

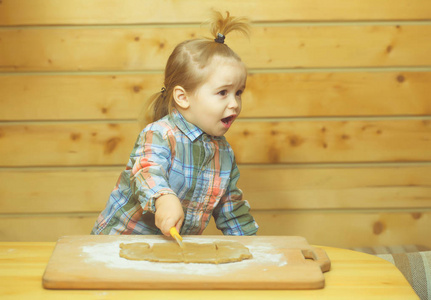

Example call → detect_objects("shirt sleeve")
212 160 259 236
129 127 177 213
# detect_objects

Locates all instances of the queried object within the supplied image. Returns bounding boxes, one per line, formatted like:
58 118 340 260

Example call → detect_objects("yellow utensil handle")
169 227 182 241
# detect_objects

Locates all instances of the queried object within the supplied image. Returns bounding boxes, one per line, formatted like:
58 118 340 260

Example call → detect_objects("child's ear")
173 86 190 109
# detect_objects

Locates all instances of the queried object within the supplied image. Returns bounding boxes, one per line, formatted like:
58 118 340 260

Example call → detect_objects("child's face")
185 57 247 137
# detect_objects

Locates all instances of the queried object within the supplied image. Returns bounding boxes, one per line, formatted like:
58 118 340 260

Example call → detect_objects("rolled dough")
119 241 252 264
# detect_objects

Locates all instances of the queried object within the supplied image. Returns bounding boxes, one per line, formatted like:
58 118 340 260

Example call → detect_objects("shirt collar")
171 109 204 142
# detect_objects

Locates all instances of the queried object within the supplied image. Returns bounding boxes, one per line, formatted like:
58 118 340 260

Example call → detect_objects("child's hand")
154 194 184 236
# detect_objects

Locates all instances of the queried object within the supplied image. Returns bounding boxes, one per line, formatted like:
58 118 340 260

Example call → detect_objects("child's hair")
142 11 250 125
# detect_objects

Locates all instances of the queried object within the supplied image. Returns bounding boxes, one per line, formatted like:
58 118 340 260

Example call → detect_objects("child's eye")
236 90 243 97
218 90 228 96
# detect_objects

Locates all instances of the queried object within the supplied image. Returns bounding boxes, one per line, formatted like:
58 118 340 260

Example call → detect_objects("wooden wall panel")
205 211 431 248
227 119 431 164
1 0 430 25
0 122 140 167
0 119 430 166
0 74 161 121
2 72 431 121
0 215 97 242
244 72 431 118
0 168 119 214
238 165 431 210
0 0 430 248
1 25 431 71
1 165 430 214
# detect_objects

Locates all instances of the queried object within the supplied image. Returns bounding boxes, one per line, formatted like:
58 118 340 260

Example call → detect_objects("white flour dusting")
81 237 287 276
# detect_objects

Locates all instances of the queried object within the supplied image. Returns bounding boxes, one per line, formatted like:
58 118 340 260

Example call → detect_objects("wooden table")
0 241 419 299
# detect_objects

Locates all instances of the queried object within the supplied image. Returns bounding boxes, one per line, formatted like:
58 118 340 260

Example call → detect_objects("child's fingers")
175 217 184 233
160 216 183 236
161 216 182 236
161 218 175 236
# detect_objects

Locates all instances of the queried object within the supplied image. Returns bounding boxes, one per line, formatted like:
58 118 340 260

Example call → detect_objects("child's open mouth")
221 115 236 128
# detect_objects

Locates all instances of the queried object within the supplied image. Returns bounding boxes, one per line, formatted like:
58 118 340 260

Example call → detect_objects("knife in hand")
169 227 185 249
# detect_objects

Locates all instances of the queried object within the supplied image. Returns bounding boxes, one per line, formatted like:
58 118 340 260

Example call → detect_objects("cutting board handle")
305 247 331 272
282 247 331 273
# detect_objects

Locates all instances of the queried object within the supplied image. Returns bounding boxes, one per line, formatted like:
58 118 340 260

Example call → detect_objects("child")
91 11 258 237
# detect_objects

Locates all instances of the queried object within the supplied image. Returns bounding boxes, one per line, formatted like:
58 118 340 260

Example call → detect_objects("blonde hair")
142 11 250 125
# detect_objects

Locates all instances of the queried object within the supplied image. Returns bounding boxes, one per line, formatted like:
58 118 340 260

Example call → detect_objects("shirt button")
201 166 206 171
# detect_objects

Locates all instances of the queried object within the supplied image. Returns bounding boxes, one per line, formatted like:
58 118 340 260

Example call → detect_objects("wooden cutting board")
42 235 331 290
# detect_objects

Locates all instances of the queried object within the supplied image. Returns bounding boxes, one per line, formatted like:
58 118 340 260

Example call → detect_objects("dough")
119 241 252 264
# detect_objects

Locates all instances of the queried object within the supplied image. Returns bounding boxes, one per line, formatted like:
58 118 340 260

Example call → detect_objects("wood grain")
0 168 118 214
244 72 431 118
2 72 431 121
0 165 430 214
0 243 418 299
205 211 431 249
1 25 430 71
42 236 328 290
238 165 431 210
226 119 431 164
0 119 430 166
1 0 430 250
0 74 160 121
1 212 430 249
0 122 141 167
1 0 430 25
0 215 96 242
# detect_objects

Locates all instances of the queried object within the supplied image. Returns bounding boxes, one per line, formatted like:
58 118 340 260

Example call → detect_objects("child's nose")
228 96 239 109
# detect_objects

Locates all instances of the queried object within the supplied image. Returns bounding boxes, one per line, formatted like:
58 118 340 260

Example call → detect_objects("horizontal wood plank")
245 72 431 118
0 168 118 214
0 122 141 167
0 119 430 166
1 25 430 71
1 211 430 249
238 165 431 210
205 211 431 249
227 119 431 164
0 165 430 214
0 215 96 242
1 72 431 121
1 0 430 25
0 74 160 121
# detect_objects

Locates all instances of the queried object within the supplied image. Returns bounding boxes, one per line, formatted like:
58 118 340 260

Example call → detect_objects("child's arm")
130 127 183 235
212 162 259 236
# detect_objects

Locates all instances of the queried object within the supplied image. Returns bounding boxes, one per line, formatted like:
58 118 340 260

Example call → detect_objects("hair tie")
214 33 225 44
161 87 166 93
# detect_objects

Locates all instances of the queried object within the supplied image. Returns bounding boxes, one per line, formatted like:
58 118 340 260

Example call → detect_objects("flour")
81 237 287 276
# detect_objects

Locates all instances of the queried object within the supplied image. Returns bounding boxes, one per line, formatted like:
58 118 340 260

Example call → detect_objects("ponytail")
210 11 250 41
138 88 172 128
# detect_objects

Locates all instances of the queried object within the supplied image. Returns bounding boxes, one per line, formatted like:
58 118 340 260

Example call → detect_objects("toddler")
91 11 259 237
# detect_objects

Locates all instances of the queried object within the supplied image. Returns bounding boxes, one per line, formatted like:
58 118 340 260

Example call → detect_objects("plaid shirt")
91 110 258 236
